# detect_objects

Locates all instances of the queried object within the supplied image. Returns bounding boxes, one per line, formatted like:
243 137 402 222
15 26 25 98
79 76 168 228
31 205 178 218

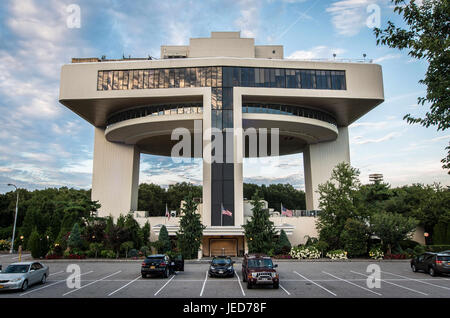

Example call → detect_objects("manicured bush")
158 225 171 254
28 228 42 258
398 239 420 250
67 223 83 249
314 241 329 257
89 243 103 258
340 219 368 257
128 248 139 258
369 246 384 260
290 246 320 259
100 249 116 259
413 245 426 256
0 239 11 251
326 249 348 260
140 245 150 257
275 230 291 255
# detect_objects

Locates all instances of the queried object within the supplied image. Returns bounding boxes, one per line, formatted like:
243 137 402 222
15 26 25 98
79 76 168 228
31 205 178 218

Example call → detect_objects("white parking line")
49 271 64 277
63 271 121 296
293 271 337 297
234 272 246 297
381 271 450 291
350 271 429 296
279 284 291 295
322 271 382 296
108 275 141 296
200 270 208 297
12 254 30 260
20 270 94 296
154 275 176 296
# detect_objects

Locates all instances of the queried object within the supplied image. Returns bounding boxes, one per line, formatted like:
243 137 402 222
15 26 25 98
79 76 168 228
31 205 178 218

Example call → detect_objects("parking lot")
1 253 449 298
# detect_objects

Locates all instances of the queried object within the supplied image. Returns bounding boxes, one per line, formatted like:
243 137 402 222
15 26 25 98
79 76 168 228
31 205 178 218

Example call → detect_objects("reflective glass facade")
97 67 346 91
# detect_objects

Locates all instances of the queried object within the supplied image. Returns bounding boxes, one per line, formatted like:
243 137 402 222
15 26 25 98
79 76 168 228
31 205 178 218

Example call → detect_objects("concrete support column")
202 89 212 226
92 127 140 219
233 89 244 227
303 126 350 210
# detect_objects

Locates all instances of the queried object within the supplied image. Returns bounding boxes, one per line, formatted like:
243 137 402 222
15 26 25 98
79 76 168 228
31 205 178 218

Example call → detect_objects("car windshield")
4 265 29 273
212 258 231 265
146 257 164 263
248 259 273 268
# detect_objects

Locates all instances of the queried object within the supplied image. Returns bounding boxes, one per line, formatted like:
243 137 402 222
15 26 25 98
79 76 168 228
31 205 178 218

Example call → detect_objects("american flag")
165 203 170 220
221 204 233 217
281 203 293 217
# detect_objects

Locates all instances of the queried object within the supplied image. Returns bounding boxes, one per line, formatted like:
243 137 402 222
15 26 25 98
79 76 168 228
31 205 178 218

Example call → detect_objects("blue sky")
0 0 448 194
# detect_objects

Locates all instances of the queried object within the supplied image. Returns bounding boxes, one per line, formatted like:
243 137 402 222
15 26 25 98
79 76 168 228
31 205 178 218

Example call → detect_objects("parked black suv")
208 256 235 278
242 254 279 289
141 254 184 278
411 252 450 276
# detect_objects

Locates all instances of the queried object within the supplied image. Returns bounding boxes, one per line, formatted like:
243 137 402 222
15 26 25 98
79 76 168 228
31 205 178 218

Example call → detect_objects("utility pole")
7 184 19 254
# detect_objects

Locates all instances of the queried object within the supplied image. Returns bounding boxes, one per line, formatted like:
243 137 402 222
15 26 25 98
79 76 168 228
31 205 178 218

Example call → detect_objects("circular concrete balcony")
105 102 338 157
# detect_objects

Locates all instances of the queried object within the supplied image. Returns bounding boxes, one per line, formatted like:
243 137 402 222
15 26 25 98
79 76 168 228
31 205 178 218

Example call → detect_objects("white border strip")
350 271 428 296
108 275 141 296
293 271 337 296
63 271 121 296
323 271 382 296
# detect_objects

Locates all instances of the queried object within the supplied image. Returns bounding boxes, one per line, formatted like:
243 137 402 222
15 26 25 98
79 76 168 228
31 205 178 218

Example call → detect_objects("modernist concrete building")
59 32 384 257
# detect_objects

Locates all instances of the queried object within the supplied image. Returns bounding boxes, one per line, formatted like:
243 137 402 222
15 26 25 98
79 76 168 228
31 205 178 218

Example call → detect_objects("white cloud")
287 46 346 59
326 0 377 36
373 53 402 63
352 131 402 145
234 0 260 38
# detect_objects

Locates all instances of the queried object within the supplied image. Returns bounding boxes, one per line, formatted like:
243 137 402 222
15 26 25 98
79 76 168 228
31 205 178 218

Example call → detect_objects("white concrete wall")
303 126 350 210
92 127 140 219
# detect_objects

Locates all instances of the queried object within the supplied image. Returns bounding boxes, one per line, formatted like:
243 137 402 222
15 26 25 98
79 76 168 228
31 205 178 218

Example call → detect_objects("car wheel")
164 268 169 278
273 282 279 289
411 265 417 272
243 274 247 282
429 267 437 277
141 274 147 279
41 274 47 284
21 280 28 291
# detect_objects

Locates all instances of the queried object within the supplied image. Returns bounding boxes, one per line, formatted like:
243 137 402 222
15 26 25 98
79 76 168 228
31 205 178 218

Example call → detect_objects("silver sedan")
0 261 49 291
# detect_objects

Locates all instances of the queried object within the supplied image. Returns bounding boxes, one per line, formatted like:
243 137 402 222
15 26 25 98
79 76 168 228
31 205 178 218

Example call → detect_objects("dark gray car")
411 252 450 276
0 261 49 291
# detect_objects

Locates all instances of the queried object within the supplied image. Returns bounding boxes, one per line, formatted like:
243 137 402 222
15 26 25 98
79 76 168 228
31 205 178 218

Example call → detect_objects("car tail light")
436 260 443 264
142 262 146 266
160 263 166 266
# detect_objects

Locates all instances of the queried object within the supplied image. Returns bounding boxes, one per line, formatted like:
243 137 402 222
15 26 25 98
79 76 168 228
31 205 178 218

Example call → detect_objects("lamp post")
7 184 19 254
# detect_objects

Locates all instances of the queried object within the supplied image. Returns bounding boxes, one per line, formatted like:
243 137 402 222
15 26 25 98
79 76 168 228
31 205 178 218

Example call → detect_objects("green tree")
316 162 367 250
176 194 205 259
28 228 42 259
141 221 151 245
89 242 103 258
120 241 134 258
275 229 291 255
67 223 82 250
340 218 369 257
370 212 418 255
433 222 449 244
374 0 450 172
158 225 172 254
243 192 276 254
